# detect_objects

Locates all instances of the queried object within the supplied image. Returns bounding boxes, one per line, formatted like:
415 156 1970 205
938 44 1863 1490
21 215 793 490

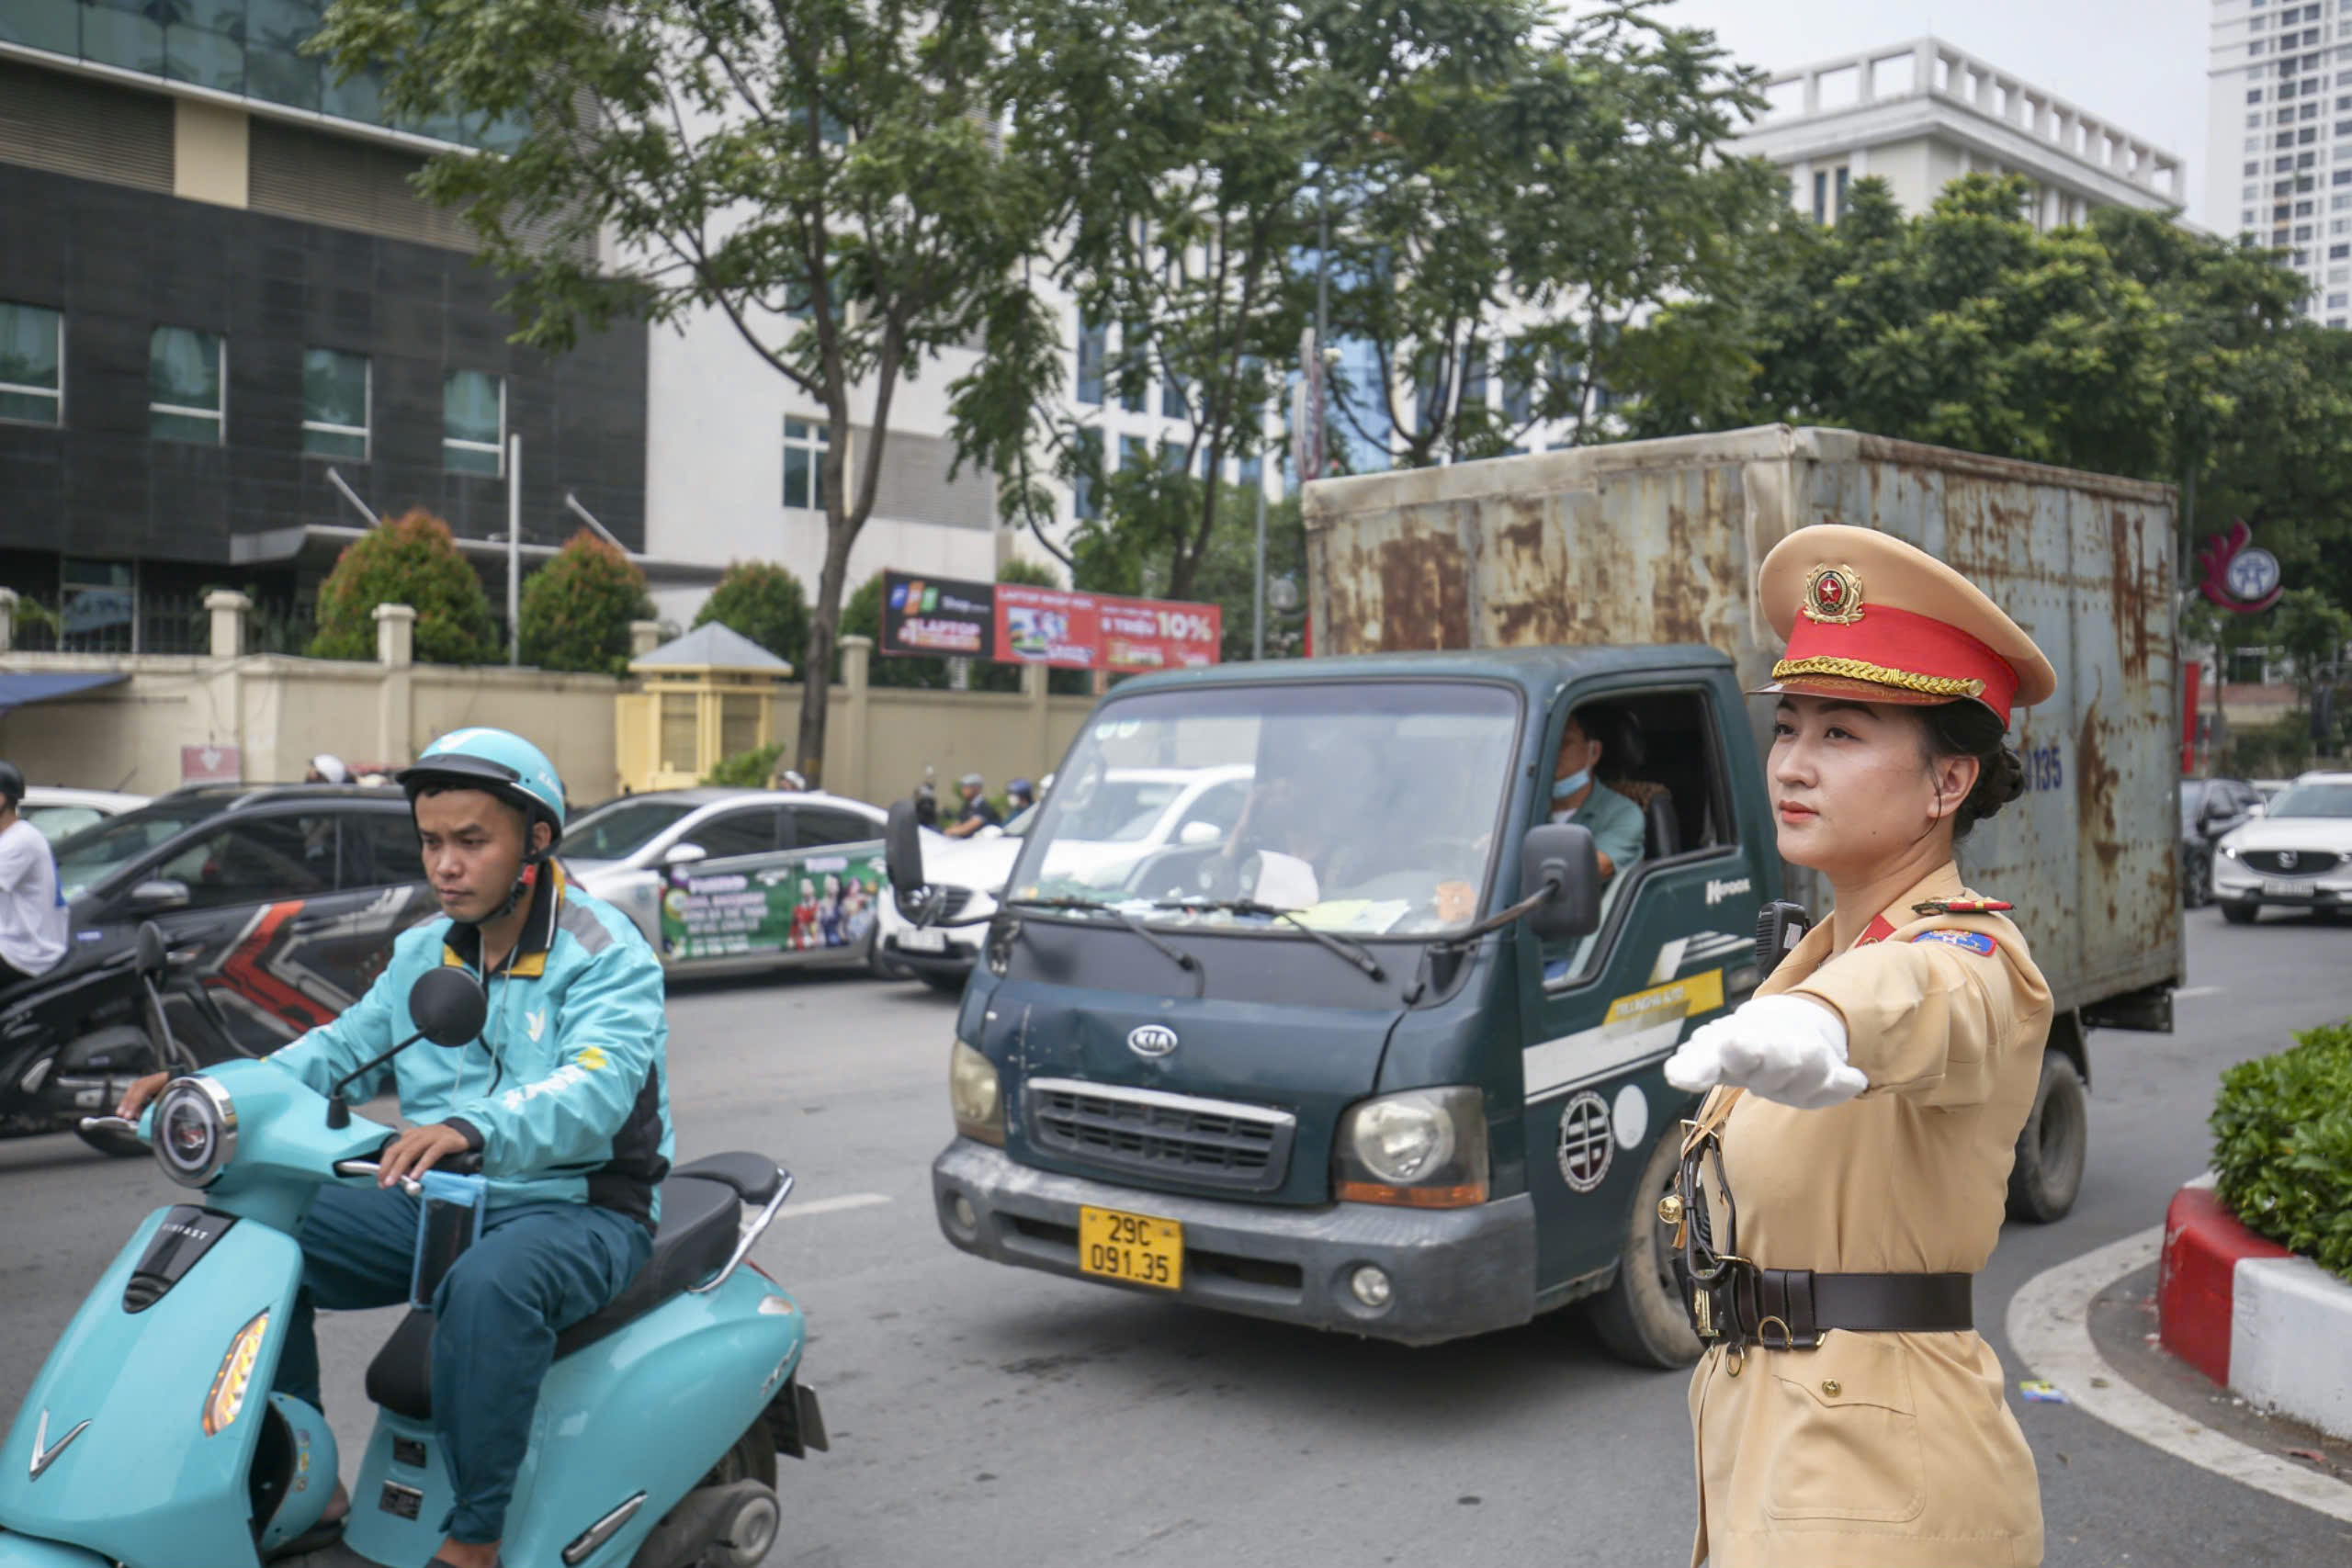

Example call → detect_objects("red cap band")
1779 603 2022 725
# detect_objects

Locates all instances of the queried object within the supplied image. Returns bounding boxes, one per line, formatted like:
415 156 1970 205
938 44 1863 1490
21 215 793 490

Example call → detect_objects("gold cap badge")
1800 564 1865 626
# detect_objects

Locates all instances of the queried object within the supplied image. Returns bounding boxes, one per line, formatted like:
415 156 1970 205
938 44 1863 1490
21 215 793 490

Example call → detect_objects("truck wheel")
2221 899 2259 925
2005 1052 2086 1224
1588 1130 1702 1369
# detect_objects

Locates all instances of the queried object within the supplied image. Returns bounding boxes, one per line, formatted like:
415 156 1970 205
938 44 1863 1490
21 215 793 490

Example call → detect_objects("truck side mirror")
1521 823 1600 942
886 798 928 918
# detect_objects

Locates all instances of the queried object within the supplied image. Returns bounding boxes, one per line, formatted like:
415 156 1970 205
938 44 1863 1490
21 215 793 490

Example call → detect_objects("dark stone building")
0 31 647 653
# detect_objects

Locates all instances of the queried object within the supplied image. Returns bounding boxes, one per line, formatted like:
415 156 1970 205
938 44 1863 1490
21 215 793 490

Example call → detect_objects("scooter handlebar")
77 1115 142 1139
332 1149 486 1195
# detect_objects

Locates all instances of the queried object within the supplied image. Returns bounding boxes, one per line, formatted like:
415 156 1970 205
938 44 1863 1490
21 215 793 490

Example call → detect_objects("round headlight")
1349 1098 1453 1184
153 1077 237 1188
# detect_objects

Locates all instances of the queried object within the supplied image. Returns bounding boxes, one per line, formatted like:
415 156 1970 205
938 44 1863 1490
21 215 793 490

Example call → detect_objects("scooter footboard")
0 1532 110 1568
351 1268 808 1568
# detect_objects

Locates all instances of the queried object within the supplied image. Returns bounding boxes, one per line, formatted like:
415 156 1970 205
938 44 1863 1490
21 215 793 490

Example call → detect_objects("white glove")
1663 995 1867 1110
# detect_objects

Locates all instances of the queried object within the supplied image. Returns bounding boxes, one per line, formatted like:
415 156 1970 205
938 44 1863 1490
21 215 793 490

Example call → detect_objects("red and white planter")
2158 1176 2352 1440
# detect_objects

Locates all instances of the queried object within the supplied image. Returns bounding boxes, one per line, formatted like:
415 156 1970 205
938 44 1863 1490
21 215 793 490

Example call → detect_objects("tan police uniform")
1683 525 2059 1568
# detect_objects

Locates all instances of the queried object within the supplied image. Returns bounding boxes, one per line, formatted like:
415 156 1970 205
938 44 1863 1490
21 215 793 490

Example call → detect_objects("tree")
312 0 1060 784
695 561 809 673
1326 2 1780 467
308 509 499 665
519 531 654 674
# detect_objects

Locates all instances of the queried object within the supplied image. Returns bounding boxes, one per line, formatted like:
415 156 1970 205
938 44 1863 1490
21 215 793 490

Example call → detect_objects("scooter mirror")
408 966 488 1048
134 920 169 976
885 798 926 904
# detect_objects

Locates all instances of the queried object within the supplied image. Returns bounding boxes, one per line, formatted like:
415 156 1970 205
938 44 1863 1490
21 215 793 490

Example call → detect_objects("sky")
1657 1 2215 223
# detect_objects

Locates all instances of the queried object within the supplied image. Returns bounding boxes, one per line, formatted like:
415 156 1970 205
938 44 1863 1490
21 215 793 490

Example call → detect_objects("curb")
2159 1178 2352 1442
2007 1225 2352 1526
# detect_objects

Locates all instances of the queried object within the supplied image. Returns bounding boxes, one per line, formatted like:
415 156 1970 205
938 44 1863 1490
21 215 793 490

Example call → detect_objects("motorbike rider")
0 761 69 989
119 727 673 1568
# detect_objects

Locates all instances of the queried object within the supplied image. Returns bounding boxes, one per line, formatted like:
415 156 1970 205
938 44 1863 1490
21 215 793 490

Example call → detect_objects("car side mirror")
886 799 928 918
407 965 489 1048
1178 821 1224 847
1521 823 1601 942
662 841 707 868
129 879 189 913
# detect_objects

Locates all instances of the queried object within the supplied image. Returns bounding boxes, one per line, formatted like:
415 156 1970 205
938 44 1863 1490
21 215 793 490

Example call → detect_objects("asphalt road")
5 905 2349 1566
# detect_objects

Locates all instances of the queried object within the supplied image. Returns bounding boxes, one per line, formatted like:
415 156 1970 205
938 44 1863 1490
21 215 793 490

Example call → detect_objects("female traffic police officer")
1662 525 2053 1567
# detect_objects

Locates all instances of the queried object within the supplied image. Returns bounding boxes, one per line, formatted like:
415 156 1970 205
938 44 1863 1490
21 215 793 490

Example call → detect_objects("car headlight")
949 1040 1004 1145
2219 844 2241 860
153 1076 236 1188
1334 1087 1487 1208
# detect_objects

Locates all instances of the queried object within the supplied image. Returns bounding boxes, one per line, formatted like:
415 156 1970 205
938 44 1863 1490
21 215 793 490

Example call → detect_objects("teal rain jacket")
266 863 674 1227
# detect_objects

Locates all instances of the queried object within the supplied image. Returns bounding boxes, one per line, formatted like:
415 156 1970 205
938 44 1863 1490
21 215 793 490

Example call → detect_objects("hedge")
2211 1021 2352 1283
308 509 499 665
519 531 654 674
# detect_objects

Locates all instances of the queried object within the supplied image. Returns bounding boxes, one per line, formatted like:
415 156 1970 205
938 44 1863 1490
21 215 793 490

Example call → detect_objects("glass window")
783 417 828 509
154 817 336 911
1119 434 1147 472
1075 313 1105 405
247 0 325 111
53 801 224 902
2269 781 2352 818
1072 427 1102 521
340 812 426 889
1119 335 1147 414
150 326 223 443
164 15 244 95
24 804 107 844
301 347 368 459
60 557 133 653
1160 368 1186 421
0 301 62 425
787 807 880 850
1834 165 1850 221
563 798 698 863
1812 169 1828 223
680 807 777 861
443 368 503 474
80 5 166 75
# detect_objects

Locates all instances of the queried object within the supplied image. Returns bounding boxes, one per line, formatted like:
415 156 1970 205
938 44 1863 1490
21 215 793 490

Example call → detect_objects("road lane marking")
781 1192 893 1220
2007 1224 2352 1525
2173 986 2226 1000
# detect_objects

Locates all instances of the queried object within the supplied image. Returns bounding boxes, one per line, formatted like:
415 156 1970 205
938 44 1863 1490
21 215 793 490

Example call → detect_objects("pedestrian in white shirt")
0 761 69 987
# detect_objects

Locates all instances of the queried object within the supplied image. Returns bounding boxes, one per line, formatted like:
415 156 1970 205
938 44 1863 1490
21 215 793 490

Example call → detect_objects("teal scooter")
0 927 826 1568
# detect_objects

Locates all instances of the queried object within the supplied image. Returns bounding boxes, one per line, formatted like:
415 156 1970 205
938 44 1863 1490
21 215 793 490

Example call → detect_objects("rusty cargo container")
1302 423 2181 1024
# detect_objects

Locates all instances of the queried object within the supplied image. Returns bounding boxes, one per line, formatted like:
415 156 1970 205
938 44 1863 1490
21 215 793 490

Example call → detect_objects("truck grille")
1024 1077 1296 1193
2239 849 2342 875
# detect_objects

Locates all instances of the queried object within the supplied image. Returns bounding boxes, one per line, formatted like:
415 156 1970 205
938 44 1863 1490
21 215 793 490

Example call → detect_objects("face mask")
1552 768 1590 801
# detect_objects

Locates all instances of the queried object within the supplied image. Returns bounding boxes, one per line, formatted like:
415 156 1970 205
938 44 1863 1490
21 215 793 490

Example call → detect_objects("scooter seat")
365 1175 742 1422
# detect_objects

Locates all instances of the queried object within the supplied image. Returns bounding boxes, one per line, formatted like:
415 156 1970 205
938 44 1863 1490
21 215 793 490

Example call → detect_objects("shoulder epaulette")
1911 897 2012 917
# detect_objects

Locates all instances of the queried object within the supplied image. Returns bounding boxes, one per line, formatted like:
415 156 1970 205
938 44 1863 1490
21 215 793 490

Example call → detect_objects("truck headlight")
1334 1087 1487 1208
949 1040 1004 1145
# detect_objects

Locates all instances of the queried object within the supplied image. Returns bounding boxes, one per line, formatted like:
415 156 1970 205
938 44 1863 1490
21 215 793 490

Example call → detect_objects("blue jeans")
272 1184 653 1544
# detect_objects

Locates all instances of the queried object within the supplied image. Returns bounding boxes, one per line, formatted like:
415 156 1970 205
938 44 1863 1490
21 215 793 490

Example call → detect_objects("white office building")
1735 37 2184 231
2205 0 2352 325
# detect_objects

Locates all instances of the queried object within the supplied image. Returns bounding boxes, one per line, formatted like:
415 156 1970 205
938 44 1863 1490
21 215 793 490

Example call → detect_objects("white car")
1030 764 1255 887
876 811 1032 992
563 786 890 974
20 786 150 844
2211 772 2352 924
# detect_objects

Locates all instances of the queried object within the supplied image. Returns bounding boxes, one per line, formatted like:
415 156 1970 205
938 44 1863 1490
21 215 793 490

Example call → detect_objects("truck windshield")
1009 680 1521 937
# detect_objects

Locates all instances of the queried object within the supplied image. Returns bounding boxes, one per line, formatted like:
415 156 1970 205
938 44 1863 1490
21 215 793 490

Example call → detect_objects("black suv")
49 784 433 1056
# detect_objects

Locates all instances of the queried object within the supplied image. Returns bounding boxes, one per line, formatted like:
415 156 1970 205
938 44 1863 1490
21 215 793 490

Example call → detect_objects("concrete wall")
0 604 1096 809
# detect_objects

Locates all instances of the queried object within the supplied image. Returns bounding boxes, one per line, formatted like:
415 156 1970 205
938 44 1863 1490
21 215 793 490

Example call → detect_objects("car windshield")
51 801 225 901
1007 680 1521 936
563 799 700 862
2266 782 2352 818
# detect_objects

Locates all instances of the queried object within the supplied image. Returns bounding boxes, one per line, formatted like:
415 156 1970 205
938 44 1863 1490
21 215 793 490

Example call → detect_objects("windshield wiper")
1001 896 1204 996
1150 897 1387 982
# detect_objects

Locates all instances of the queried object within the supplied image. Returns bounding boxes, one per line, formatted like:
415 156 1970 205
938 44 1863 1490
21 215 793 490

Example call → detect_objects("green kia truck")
910 425 2180 1363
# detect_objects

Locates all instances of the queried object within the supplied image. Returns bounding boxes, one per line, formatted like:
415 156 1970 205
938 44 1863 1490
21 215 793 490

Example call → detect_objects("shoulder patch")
1912 928 1996 957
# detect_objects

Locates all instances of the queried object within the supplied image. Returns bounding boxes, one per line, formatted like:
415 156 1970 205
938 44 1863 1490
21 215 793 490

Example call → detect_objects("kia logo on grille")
1127 1024 1180 1058
2278 850 2300 870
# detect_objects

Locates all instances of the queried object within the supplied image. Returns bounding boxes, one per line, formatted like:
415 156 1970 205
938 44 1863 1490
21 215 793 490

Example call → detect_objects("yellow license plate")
1078 1205 1183 1291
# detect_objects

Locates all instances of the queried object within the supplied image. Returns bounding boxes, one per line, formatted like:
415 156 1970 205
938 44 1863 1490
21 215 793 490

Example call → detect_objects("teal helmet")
398 728 567 855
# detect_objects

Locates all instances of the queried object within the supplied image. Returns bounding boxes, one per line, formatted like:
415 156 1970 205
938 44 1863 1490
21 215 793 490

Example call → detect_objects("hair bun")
1988 746 2026 807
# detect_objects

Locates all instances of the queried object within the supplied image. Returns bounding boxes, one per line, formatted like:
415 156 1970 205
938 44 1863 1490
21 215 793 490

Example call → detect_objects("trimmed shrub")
695 561 809 675
519 531 655 674
704 742 786 788
2211 1021 2352 1283
308 509 499 665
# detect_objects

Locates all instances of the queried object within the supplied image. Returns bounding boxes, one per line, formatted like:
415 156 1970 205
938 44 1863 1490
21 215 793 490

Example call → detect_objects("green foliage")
518 531 654 674
695 562 809 677
2212 1021 2352 1283
703 742 786 788
311 0 1063 778
307 509 499 665
2220 719 2317 780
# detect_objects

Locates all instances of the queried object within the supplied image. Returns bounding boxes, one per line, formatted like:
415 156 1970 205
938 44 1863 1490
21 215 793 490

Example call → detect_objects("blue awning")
0 671 130 716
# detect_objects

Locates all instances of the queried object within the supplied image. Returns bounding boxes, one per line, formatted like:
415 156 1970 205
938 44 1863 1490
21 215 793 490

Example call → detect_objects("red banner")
882 570 1220 671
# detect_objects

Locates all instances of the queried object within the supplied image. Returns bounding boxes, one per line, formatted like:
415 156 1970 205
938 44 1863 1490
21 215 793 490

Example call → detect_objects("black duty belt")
1667 1116 1974 1356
